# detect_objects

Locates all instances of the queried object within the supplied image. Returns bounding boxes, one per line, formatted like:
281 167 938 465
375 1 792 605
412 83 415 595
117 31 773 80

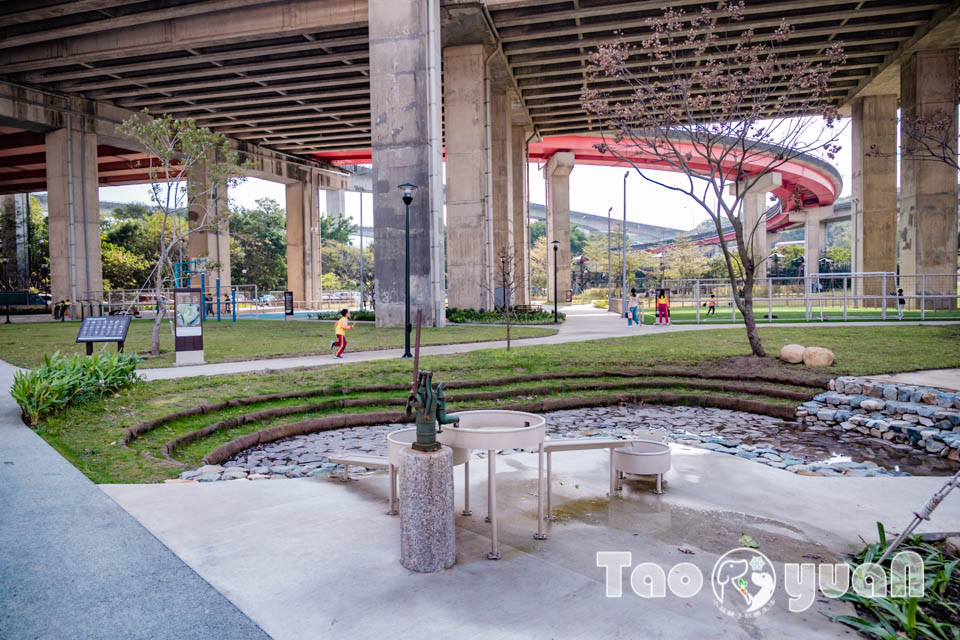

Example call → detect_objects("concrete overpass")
0 0 957 323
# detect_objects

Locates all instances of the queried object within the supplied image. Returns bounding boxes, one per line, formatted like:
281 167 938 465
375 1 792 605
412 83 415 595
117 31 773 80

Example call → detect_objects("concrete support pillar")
851 94 898 306
729 173 780 279
325 189 345 218
490 90 513 306
545 152 574 303
285 175 321 307
444 43 493 311
510 125 529 304
802 205 833 315
45 125 102 306
187 149 231 295
900 49 959 310
370 0 444 327
0 195 17 281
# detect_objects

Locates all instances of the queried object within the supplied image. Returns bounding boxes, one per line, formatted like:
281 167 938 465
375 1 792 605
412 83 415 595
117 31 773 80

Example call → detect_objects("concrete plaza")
102 445 960 639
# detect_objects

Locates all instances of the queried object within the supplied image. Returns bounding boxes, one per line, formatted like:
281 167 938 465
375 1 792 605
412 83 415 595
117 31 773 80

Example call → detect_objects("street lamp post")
357 186 365 310
622 171 629 318
552 240 559 323
398 183 418 358
606 206 612 308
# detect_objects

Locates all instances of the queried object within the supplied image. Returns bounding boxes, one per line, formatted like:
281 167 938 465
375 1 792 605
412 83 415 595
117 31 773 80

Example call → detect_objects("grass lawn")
0 318 557 369
31 324 960 484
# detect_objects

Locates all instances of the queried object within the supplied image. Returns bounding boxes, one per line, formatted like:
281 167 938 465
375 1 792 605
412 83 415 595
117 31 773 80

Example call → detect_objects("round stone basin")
387 428 469 467
438 410 546 451
613 439 672 475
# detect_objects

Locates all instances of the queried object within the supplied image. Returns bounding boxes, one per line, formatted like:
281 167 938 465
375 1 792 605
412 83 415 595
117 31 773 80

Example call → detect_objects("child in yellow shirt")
331 308 357 358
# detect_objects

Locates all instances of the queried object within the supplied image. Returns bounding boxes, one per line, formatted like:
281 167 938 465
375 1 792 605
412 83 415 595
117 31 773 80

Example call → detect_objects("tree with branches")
118 112 247 357
581 1 845 356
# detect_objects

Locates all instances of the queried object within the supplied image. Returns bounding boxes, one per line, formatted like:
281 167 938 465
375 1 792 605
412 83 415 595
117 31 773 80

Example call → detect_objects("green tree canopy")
229 198 287 292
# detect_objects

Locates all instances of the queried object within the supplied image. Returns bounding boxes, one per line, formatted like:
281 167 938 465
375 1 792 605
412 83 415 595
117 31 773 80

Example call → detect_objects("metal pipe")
487 449 500 560
622 171 628 318
79 116 92 305
65 113 78 305
483 47 498 311
426 0 445 326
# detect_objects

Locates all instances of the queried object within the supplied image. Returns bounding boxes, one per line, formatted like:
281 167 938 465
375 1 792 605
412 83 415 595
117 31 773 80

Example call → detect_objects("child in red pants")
656 290 670 325
331 308 357 358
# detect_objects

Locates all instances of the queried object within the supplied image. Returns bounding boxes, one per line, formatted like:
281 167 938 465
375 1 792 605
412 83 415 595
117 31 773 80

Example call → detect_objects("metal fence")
628 272 960 323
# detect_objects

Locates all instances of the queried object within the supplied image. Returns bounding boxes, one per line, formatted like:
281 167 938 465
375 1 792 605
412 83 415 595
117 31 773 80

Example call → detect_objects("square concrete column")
852 94 898 306
45 126 102 305
900 50 959 309
729 173 780 279
285 175 321 306
510 125 530 304
802 206 831 316
187 150 231 294
0 194 17 275
444 43 493 311
370 0 444 327
545 152 574 303
325 189 345 218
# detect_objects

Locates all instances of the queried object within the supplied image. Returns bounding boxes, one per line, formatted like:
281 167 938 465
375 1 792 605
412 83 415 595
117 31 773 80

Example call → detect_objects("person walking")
627 288 640 326
330 308 357 358
706 293 716 316
897 288 906 320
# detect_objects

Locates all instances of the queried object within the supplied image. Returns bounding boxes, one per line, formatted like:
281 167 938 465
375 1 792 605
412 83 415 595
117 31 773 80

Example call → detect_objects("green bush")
11 351 140 425
314 309 376 322
446 307 564 324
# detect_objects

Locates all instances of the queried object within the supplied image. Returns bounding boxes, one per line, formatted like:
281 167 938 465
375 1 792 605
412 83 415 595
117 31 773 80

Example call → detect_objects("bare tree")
581 1 845 357
118 112 247 357
496 253 518 351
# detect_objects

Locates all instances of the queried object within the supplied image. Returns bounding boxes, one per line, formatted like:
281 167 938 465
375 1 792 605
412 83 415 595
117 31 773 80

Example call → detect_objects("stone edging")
796 377 960 462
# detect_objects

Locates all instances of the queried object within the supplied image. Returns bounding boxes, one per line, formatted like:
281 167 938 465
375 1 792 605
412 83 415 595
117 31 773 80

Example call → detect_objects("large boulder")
802 347 835 367
779 344 805 364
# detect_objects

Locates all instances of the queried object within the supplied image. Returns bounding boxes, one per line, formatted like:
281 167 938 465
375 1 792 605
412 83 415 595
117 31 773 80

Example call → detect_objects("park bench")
326 453 391 482
542 437 633 519
513 304 543 314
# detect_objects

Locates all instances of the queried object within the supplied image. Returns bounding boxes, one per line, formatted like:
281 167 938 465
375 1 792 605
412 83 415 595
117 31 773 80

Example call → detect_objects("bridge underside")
0 0 957 319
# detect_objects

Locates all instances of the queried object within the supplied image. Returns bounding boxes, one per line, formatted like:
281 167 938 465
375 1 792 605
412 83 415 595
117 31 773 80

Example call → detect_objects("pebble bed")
177 393 959 483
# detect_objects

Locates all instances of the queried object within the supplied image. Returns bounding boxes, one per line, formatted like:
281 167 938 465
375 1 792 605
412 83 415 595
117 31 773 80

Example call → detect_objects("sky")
99 118 852 234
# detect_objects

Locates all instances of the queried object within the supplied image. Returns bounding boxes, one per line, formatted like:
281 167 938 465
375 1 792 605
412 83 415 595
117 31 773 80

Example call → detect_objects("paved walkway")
0 360 270 640
142 305 960 381
867 368 960 392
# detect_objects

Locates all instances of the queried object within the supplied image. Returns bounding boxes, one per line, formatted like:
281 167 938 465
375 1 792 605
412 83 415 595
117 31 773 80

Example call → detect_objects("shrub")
314 309 376 322
11 351 140 426
446 307 564 324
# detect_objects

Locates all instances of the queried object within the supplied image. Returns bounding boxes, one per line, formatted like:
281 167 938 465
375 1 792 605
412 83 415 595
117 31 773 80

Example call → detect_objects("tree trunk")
737 271 766 358
151 258 165 356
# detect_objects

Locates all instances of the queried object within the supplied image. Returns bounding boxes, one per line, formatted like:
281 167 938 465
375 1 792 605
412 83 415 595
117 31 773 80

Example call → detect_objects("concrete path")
102 445 960 639
141 304 960 381
0 360 270 640
867 368 960 392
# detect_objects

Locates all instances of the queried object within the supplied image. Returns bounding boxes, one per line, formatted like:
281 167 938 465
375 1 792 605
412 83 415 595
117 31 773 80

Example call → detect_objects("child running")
331 308 357 358
707 293 716 316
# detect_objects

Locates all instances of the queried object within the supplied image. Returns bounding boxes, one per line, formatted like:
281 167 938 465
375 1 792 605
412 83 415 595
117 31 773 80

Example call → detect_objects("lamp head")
551 240 559 252
397 183 418 206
